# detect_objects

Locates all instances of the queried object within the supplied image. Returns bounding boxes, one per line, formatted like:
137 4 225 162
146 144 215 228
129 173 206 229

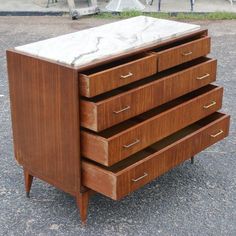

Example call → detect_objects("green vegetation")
93 10 236 20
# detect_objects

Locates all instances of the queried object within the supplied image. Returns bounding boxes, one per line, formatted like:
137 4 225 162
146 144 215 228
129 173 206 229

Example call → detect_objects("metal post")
190 0 194 11
67 0 79 19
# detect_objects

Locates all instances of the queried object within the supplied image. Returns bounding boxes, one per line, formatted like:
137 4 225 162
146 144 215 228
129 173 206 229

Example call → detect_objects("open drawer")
80 57 217 132
81 85 223 166
79 53 157 97
82 112 230 200
155 36 211 72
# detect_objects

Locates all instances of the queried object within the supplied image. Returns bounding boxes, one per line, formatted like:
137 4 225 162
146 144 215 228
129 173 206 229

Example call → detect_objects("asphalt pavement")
0 16 235 236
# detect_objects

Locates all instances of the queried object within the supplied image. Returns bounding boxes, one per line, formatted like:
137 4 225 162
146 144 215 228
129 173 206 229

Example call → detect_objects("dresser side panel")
7 50 81 195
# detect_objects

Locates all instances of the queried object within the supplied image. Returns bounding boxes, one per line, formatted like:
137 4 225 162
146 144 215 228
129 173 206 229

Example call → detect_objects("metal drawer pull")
113 105 131 114
196 73 210 80
203 100 216 109
182 51 193 56
210 129 224 138
123 139 140 148
120 72 133 79
132 172 148 182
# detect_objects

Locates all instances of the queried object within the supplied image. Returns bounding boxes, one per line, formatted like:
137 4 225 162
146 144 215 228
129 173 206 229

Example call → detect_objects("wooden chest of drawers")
7 17 230 224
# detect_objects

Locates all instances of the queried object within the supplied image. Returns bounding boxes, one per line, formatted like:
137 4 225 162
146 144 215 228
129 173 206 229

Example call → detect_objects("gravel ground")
0 16 235 236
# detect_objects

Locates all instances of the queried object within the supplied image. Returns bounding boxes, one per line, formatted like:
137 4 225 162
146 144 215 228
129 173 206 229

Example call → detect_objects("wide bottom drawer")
82 112 230 200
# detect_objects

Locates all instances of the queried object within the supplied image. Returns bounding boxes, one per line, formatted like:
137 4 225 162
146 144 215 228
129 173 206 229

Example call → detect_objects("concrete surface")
0 0 236 13
0 17 236 235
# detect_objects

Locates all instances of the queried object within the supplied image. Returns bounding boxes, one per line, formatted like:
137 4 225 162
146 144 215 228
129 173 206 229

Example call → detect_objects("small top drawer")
79 53 157 97
156 36 211 71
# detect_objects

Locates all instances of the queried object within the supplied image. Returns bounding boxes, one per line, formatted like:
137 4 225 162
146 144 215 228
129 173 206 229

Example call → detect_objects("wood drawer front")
79 53 157 97
81 58 217 132
157 36 211 72
81 85 223 166
82 113 230 200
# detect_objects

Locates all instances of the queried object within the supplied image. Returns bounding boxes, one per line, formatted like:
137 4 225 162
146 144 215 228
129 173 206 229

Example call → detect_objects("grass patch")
93 10 236 20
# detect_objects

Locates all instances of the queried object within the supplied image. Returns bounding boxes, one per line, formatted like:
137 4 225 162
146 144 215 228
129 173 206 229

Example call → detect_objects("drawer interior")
80 52 152 76
134 84 218 121
84 84 219 138
84 112 226 173
82 57 213 102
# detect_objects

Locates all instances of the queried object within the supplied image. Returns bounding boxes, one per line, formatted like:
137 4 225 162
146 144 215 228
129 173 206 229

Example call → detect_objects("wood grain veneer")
79 53 157 97
7 50 80 195
157 36 211 71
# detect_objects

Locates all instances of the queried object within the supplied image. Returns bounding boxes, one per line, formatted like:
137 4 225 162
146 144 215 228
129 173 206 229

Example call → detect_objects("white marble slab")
15 16 200 67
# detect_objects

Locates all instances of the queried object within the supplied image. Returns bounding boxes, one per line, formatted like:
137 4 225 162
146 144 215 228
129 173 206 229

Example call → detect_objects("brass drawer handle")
203 100 216 109
182 51 193 56
196 73 210 80
123 139 140 148
210 129 224 138
120 72 133 79
132 172 148 182
113 105 131 114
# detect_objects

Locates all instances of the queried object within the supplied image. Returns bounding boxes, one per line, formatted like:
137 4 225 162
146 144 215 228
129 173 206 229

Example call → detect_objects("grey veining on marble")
15 16 200 67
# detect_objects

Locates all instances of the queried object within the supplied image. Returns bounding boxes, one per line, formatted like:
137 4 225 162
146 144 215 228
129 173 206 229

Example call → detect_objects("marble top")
15 16 200 67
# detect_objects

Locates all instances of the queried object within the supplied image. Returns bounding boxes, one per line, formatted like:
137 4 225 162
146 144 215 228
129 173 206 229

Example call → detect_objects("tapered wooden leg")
76 191 90 224
191 156 194 164
24 169 33 198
